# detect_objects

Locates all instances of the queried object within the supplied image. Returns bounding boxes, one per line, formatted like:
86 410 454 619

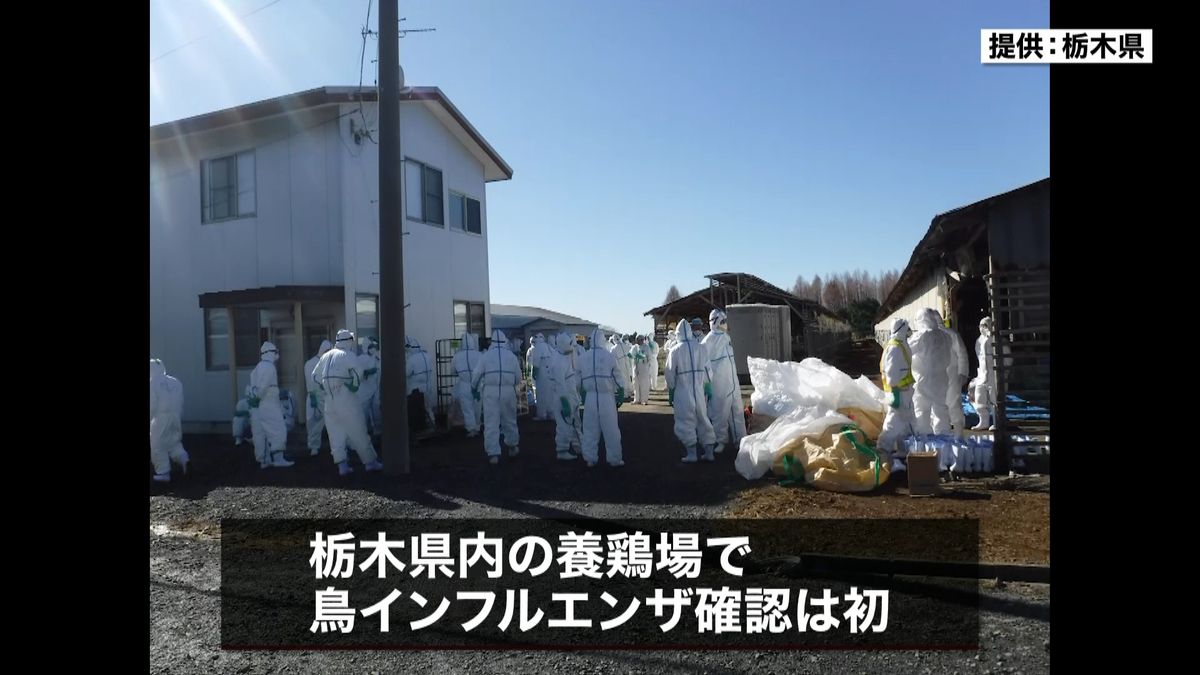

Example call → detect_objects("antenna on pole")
399 17 436 38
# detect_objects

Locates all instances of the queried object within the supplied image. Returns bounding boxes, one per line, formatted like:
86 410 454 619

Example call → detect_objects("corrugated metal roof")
490 304 598 326
874 178 1049 323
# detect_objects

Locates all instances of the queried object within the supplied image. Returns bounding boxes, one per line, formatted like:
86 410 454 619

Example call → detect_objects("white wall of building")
873 268 947 346
150 109 345 423
151 99 498 424
340 101 492 356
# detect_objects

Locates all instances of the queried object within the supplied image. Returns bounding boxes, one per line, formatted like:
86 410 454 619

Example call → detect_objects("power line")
150 0 288 64
355 0 378 145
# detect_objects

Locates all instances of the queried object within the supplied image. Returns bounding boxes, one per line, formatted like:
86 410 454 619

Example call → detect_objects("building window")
356 294 379 341
453 301 486 340
450 192 482 235
204 307 262 370
202 150 255 223
405 159 444 226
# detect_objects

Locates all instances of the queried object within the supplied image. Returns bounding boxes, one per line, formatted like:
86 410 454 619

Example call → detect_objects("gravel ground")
150 389 1049 673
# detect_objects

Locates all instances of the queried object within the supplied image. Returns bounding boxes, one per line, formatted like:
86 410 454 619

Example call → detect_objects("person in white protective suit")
471 329 522 464
608 335 633 402
702 309 747 455
304 340 333 455
648 336 661 391
943 312 970 439
876 318 917 458
356 337 382 437
451 332 484 437
909 308 953 436
232 385 252 446
690 318 704 341
548 332 583 460
622 337 636 393
972 317 997 431
313 329 383 476
632 336 653 404
662 332 679 404
249 341 294 468
527 333 554 421
150 359 189 482
578 328 625 467
666 319 717 463
405 335 436 429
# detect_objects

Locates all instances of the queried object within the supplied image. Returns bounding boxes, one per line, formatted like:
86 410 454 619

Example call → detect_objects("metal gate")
987 269 1050 474
434 339 531 421
434 338 459 418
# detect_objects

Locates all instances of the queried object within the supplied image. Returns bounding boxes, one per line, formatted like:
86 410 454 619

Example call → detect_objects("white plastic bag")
747 356 886 419
739 356 889 481
735 406 854 480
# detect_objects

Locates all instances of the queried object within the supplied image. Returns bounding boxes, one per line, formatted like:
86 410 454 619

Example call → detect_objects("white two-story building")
150 85 512 429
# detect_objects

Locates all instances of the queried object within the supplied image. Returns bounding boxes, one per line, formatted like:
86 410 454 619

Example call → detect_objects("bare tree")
810 275 824 306
791 275 808 299
823 278 846 311
663 286 682 304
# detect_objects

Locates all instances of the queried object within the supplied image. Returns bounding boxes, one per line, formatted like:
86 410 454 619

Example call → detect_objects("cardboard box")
907 451 941 496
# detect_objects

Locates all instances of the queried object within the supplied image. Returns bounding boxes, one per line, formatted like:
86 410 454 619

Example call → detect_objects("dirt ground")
729 479 1050 566
150 385 1050 674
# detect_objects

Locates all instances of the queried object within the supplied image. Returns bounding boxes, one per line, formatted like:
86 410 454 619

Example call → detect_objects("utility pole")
378 0 409 474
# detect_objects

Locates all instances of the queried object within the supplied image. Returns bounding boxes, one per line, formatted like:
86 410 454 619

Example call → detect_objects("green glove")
704 382 713 401
532 367 539 380
561 397 572 420
617 386 625 402
615 392 623 409
668 388 675 405
247 395 260 409
364 367 378 378
890 390 901 409
472 388 481 401
308 392 318 409
580 387 587 403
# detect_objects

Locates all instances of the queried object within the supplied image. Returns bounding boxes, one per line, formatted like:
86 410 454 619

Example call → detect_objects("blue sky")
151 0 1049 335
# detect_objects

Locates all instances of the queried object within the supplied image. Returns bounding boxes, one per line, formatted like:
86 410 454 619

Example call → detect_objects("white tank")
726 303 792 381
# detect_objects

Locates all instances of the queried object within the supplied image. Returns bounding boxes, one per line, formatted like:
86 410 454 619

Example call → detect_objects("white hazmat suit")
666 320 716 462
909 308 953 436
305 340 333 455
548 332 583 459
149 359 189 481
702 310 746 454
877 318 917 457
357 337 382 436
608 336 632 401
472 329 522 462
648 339 661 391
527 334 554 421
406 336 436 428
232 385 252 446
945 318 970 439
451 333 484 436
249 341 293 468
578 328 625 467
972 317 997 430
313 330 382 475
632 339 653 404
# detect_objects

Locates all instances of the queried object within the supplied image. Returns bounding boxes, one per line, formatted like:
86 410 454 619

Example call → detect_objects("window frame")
449 190 484 236
201 149 256 224
404 158 445 227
